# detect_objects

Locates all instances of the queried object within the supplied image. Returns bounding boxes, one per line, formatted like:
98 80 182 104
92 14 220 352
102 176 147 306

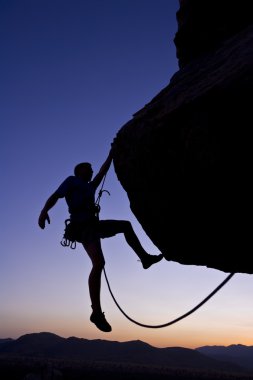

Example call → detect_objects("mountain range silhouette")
0 332 252 374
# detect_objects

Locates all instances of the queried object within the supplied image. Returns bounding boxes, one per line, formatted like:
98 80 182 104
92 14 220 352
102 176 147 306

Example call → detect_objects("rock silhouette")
113 0 253 274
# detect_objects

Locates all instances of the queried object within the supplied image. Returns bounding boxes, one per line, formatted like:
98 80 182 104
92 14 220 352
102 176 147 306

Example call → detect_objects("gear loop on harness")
60 218 77 249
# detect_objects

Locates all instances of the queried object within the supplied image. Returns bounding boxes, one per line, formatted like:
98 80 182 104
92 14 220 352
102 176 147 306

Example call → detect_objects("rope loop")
103 268 235 329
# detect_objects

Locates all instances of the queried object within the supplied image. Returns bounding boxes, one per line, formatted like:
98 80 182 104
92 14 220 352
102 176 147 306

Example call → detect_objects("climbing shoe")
90 311 112 332
141 254 163 269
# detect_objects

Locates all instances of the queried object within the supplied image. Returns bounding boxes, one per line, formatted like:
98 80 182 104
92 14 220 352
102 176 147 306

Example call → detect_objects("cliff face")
113 0 253 274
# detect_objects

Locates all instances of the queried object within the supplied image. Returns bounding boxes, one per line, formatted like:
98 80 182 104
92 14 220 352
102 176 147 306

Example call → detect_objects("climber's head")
74 162 93 181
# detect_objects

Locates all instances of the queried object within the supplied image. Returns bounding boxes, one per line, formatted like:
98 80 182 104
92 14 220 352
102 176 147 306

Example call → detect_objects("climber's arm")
38 192 60 229
92 148 113 189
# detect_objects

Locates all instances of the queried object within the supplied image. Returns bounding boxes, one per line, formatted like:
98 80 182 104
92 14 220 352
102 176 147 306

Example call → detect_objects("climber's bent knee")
98 219 131 238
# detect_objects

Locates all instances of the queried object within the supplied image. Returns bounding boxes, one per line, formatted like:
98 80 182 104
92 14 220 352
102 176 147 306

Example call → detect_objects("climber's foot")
90 311 112 332
162 251 171 261
141 254 163 269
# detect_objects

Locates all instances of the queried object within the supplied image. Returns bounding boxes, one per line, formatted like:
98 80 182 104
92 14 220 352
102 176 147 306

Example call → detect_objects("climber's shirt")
55 176 97 223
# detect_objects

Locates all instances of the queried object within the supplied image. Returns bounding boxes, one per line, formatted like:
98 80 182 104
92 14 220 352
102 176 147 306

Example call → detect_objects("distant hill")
0 339 13 345
0 332 246 374
197 345 253 370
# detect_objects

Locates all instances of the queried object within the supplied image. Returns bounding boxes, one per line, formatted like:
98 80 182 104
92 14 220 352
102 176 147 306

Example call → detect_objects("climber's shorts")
73 219 125 245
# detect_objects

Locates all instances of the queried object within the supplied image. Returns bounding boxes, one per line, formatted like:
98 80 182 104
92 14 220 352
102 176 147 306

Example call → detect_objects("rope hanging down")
103 268 235 329
94 173 235 328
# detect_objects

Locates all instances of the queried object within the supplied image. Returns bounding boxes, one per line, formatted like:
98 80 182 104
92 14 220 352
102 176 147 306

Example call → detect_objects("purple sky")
1 0 253 348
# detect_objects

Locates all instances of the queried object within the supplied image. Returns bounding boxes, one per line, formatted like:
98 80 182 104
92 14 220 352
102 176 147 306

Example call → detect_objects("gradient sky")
1 0 253 349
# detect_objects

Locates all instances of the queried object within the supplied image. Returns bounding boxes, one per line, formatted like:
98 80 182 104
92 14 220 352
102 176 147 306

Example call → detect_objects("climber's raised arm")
91 148 113 189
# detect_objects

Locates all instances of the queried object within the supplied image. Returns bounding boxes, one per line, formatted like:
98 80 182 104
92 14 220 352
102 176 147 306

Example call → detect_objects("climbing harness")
60 173 110 249
103 268 235 328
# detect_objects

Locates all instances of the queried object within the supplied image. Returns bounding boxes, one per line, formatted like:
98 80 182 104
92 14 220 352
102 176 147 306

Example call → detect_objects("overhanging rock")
112 1 253 274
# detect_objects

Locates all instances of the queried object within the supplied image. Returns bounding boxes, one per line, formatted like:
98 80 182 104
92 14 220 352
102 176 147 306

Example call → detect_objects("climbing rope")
98 173 235 328
95 173 110 217
103 268 235 328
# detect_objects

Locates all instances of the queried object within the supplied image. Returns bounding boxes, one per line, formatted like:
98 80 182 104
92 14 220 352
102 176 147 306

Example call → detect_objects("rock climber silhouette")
38 145 163 332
